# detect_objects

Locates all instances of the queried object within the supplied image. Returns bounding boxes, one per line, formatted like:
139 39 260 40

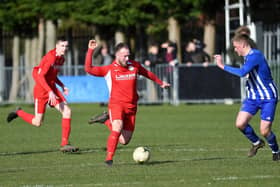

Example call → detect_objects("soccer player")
85 40 170 166
214 34 280 161
7 37 78 153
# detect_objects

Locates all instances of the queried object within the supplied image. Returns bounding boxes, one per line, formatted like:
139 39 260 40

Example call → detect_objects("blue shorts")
241 99 278 122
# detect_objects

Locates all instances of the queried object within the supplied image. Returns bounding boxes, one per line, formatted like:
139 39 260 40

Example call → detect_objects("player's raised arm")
88 39 98 50
84 40 98 73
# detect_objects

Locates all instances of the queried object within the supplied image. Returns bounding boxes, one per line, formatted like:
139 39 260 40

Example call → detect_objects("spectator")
183 39 211 67
161 41 178 66
182 40 196 66
144 44 162 68
160 41 177 100
92 43 113 66
144 43 163 101
101 43 113 65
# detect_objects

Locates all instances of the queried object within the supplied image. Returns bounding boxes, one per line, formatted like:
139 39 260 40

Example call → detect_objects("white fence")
263 24 280 63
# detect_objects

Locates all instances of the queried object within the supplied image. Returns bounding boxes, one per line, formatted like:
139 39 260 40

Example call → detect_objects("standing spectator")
214 34 280 161
160 41 177 99
144 43 162 69
92 43 113 66
101 43 113 65
182 40 196 66
161 41 178 66
85 40 170 166
6 37 79 153
183 39 211 67
144 43 162 101
92 46 103 66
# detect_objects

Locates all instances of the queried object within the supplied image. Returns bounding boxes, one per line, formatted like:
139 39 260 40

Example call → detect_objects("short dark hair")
115 43 129 53
56 36 67 44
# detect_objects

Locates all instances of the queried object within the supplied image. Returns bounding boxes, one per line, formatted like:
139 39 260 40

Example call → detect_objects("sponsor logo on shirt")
116 73 136 80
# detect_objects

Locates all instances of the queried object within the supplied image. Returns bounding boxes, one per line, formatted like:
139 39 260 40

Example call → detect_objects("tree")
0 0 75 101
0 0 40 101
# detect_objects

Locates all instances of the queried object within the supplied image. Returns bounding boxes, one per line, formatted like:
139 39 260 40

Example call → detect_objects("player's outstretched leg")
7 107 22 123
248 139 265 157
88 111 109 124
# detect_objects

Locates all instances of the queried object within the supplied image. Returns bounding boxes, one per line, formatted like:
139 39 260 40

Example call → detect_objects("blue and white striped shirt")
224 49 278 100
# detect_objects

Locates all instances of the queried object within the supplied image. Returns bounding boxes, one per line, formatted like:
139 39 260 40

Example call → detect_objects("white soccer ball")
133 146 150 164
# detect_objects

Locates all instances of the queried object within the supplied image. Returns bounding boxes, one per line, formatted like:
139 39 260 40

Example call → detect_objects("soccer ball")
133 146 150 164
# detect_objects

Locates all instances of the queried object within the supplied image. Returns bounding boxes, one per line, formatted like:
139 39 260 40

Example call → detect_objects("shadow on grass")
147 160 180 165
190 156 240 161
0 146 111 156
0 146 108 156
122 160 180 166
0 149 58 156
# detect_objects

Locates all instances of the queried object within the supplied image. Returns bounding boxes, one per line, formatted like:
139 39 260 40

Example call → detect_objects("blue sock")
241 124 259 143
266 132 279 153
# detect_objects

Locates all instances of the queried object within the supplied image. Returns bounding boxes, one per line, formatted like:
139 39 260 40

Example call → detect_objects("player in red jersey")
7 37 78 153
85 40 170 166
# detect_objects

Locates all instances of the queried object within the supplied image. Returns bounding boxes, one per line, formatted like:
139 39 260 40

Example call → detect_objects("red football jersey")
33 49 65 98
85 49 163 106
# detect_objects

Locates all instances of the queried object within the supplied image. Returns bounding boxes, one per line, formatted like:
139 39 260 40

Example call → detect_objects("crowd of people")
86 37 212 69
144 39 211 69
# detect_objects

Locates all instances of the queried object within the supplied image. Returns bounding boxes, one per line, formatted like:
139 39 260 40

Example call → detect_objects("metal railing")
263 24 280 63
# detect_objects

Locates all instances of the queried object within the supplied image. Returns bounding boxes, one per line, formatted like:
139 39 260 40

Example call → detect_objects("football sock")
106 131 121 161
265 132 279 153
241 124 259 143
104 119 112 131
17 109 34 124
61 118 71 146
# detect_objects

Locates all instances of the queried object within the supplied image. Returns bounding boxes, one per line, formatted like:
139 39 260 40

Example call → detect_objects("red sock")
104 119 112 131
17 110 34 125
61 118 71 146
106 131 121 161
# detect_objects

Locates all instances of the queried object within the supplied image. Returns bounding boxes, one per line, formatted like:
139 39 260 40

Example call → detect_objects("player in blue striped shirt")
214 34 280 161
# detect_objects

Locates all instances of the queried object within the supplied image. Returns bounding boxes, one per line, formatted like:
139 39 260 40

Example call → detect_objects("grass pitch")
0 103 280 187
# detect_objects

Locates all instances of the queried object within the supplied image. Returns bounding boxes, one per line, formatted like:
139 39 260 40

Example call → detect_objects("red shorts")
32 67 66 114
34 95 64 114
108 103 137 131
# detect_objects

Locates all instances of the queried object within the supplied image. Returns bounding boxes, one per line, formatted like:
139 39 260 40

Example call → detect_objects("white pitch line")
213 175 280 181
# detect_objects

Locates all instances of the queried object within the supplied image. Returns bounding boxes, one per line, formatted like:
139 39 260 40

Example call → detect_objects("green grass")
0 103 280 187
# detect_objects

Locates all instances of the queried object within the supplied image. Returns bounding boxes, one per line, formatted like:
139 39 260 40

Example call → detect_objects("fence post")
0 55 4 102
277 24 280 62
172 65 179 105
